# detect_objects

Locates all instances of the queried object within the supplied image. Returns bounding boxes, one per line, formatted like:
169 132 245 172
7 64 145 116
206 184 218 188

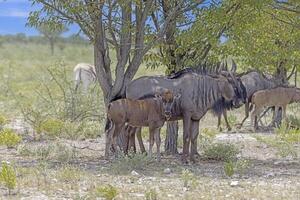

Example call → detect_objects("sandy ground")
0 115 300 200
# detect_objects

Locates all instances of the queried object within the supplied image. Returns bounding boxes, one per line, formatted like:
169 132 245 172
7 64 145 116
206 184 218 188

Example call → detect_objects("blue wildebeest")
73 63 96 92
235 70 285 128
126 71 246 162
104 90 180 161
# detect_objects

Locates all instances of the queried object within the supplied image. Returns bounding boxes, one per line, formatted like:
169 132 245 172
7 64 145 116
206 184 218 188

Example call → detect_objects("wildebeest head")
221 71 247 108
155 90 181 120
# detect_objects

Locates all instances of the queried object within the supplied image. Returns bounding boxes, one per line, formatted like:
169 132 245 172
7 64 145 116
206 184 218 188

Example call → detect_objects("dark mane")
211 99 234 115
167 61 235 80
167 68 198 79
237 69 274 80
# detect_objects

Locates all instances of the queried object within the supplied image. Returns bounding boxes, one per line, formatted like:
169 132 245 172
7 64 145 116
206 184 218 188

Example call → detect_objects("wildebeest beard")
211 98 234 116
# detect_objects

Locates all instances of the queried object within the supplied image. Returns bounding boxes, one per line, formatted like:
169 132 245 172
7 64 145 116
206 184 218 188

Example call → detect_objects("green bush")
145 188 158 200
0 162 17 195
0 114 8 127
275 122 300 144
255 135 298 158
224 161 234 177
41 118 64 138
0 129 21 148
203 143 239 162
94 184 118 200
181 169 198 189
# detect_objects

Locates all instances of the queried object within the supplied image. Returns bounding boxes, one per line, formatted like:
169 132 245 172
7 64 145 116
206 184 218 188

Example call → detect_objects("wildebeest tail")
249 103 254 112
74 68 82 92
105 103 112 132
105 117 113 132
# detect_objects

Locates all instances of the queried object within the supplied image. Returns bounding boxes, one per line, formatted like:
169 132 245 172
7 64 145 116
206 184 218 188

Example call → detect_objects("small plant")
0 114 8 128
181 169 198 189
235 159 251 175
203 143 239 162
145 188 158 200
255 134 298 159
0 128 21 148
40 118 64 139
227 114 237 127
0 162 17 195
94 184 118 200
35 145 53 161
224 161 234 177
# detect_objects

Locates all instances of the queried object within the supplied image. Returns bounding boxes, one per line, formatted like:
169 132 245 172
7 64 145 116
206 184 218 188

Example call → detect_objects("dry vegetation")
0 40 299 199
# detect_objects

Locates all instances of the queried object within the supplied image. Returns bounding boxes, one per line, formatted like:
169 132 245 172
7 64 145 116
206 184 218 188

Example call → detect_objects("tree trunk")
164 121 178 155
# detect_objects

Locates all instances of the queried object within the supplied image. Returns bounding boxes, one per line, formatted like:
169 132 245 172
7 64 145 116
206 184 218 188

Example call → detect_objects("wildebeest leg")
105 123 115 158
148 127 155 158
281 105 287 123
182 115 192 163
223 110 231 131
135 127 146 153
126 126 137 154
190 120 199 163
238 102 250 129
217 114 222 132
112 123 124 157
251 106 262 131
154 128 161 162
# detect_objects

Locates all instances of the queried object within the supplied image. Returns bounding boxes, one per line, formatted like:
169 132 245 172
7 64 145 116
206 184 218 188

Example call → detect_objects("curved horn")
230 59 237 73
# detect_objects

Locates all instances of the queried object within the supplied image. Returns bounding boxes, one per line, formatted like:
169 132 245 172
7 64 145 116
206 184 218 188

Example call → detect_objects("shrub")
0 114 8 128
275 122 300 144
0 162 17 195
94 184 118 200
0 129 21 148
203 143 239 162
181 169 198 189
224 161 234 177
40 118 64 139
255 135 298 158
145 188 158 200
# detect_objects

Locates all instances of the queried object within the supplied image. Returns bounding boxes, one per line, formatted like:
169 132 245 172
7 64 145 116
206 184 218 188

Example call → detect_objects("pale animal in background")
250 87 300 130
73 63 96 92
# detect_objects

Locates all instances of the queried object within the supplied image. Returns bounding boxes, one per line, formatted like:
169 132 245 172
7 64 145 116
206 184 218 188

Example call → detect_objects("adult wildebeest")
126 71 245 162
251 87 300 130
105 90 180 161
73 63 96 92
235 70 285 128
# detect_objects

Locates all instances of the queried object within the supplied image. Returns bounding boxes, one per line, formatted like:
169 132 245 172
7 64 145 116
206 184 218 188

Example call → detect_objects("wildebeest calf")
251 87 300 130
105 90 180 161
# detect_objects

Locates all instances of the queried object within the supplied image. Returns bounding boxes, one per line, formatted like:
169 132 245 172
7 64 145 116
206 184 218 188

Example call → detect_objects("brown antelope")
251 87 300 130
104 90 180 161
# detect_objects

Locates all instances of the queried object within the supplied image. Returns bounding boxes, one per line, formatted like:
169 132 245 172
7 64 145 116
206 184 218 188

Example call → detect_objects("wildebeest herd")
74 62 298 163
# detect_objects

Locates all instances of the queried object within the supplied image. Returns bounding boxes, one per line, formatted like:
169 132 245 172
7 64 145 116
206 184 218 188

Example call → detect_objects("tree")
37 23 67 55
28 0 205 106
